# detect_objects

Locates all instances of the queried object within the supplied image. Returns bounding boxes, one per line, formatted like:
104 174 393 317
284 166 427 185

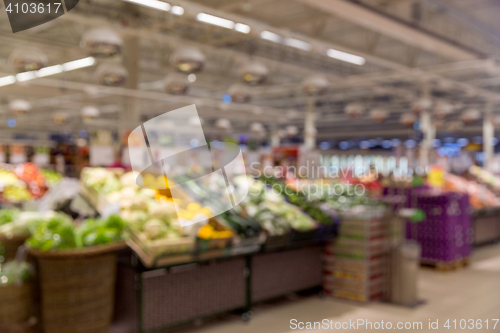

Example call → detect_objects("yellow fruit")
178 209 194 220
187 202 202 212
200 207 212 217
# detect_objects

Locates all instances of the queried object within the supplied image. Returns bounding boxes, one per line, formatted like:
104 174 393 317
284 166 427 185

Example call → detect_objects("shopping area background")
0 0 499 332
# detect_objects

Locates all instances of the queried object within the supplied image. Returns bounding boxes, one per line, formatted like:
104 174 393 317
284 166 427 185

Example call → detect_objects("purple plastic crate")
407 192 472 262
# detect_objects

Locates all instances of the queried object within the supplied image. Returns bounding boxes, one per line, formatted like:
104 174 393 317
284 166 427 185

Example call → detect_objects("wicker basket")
0 235 28 261
0 283 33 325
29 242 125 333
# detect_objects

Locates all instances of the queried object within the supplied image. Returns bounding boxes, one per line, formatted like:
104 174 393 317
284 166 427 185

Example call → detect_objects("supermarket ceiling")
1 0 500 140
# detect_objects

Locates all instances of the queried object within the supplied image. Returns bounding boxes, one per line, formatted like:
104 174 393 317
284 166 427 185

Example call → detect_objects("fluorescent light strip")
37 64 64 77
0 57 95 89
16 71 37 82
260 30 282 43
196 13 234 29
63 57 96 71
327 48 366 65
0 76 16 87
122 0 171 11
170 5 183 15
284 38 311 51
235 23 250 34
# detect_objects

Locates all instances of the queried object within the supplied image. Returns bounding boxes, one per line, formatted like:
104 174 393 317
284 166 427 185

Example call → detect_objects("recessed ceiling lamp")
447 120 464 132
164 73 190 95
302 75 329 95
400 113 417 127
170 47 205 73
9 47 48 72
216 118 232 130
228 83 251 103
411 98 432 115
344 103 364 119
250 122 265 134
434 101 453 119
53 112 68 125
96 63 128 86
81 28 123 57
240 62 269 85
9 99 31 115
369 108 389 123
286 125 299 136
81 106 100 120
461 108 481 124
189 116 204 127
493 115 500 127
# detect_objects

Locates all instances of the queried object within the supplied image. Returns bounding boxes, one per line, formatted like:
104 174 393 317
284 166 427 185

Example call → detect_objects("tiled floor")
182 244 500 333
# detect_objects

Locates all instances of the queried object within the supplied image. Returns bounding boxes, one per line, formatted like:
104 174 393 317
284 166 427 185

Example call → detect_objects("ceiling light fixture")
0 75 16 87
327 48 366 65
234 23 250 34
37 64 64 77
196 13 235 29
63 57 96 71
284 38 311 51
16 71 37 82
170 5 184 15
260 30 282 43
122 0 171 11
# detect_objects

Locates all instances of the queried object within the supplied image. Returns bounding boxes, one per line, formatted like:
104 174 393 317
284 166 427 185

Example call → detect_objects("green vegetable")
27 214 126 251
0 261 33 285
26 214 76 251
41 169 63 187
0 209 19 227
76 215 126 247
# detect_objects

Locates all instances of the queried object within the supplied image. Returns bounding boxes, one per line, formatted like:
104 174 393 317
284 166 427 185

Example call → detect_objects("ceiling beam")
295 0 480 61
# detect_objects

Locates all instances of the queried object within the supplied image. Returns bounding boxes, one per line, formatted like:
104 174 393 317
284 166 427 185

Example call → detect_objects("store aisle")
182 244 500 333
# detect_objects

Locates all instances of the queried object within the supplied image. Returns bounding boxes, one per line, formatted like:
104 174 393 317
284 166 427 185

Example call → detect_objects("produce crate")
128 228 194 261
79 167 124 214
195 237 233 253
79 182 110 214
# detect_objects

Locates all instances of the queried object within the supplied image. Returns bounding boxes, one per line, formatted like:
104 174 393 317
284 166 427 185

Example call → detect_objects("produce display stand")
113 238 329 333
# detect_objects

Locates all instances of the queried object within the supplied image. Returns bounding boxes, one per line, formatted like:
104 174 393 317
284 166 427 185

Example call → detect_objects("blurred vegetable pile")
82 168 122 195
0 208 19 227
26 214 126 251
40 169 63 187
0 261 33 286
233 176 316 235
260 176 335 225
